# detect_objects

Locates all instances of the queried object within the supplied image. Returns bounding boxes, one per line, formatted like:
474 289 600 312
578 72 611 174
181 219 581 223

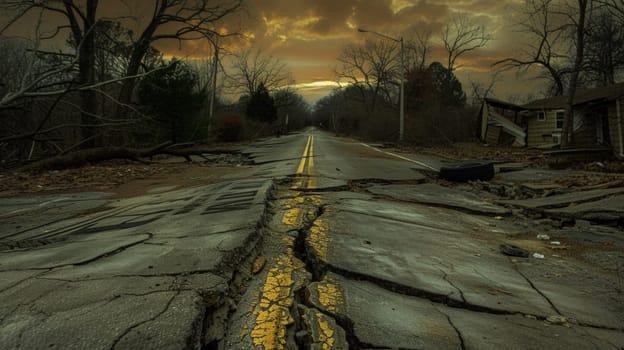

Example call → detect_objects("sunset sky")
2 0 546 104
169 0 545 103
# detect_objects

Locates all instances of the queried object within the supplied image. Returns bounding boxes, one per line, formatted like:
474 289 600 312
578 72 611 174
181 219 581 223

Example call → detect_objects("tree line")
313 12 490 144
3 1 622 166
314 0 624 147
0 0 310 167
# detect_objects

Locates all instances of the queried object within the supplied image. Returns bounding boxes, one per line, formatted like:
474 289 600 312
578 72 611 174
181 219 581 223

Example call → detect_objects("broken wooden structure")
480 82 624 159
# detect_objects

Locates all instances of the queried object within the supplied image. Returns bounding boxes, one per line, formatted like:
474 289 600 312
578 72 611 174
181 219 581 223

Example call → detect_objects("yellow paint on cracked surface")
240 324 248 340
307 217 329 263
249 254 308 349
242 191 328 349
282 206 305 228
316 278 345 316
281 196 304 227
281 195 324 229
281 235 295 246
308 194 323 207
317 312 336 350
301 308 341 350
291 177 305 190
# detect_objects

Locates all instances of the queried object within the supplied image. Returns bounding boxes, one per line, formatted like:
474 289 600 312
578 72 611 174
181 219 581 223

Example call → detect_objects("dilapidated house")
480 82 624 158
479 98 527 147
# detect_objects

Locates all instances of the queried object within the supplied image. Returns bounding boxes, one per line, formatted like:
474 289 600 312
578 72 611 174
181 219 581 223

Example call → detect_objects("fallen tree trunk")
23 141 174 172
161 148 241 162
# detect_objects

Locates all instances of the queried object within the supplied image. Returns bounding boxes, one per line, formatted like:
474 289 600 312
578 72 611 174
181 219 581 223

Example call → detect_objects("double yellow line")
294 135 316 189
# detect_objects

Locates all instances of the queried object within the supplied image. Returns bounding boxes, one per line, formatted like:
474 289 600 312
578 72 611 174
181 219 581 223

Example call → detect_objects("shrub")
212 112 246 142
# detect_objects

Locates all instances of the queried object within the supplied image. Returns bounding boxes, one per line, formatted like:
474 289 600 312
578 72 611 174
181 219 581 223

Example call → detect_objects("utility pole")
399 36 404 142
208 41 219 135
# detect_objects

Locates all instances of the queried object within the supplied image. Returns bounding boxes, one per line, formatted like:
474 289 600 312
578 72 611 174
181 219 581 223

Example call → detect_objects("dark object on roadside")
499 244 529 258
439 160 494 182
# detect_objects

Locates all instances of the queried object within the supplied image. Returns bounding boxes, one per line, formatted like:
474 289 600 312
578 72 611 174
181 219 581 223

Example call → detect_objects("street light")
358 28 405 142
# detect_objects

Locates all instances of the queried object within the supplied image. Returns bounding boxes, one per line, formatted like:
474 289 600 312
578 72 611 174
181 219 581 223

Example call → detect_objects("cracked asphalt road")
2 128 624 349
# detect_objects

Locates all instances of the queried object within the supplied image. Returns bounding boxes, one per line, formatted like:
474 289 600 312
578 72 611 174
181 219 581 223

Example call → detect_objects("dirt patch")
109 164 251 198
403 143 545 164
403 142 624 174
499 231 624 272
0 159 252 198
550 173 624 188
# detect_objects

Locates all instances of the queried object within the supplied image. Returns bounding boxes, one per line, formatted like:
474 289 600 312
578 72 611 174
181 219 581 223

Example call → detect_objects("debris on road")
499 244 530 258
252 256 267 274
438 160 495 182
545 315 571 327
2 132 623 349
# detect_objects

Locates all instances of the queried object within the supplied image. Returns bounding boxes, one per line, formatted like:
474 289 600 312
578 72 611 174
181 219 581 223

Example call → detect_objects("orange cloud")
1 0 548 103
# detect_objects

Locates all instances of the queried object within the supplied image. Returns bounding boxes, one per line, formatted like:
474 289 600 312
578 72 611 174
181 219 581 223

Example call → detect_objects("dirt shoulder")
0 141 255 198
0 158 251 199
404 142 624 172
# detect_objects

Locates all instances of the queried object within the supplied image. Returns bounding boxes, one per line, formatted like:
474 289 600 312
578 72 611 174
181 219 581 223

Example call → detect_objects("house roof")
522 82 624 110
483 97 525 111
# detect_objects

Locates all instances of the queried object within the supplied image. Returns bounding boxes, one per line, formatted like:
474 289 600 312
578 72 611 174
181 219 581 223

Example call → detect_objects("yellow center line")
308 136 315 174
296 135 312 175
294 135 317 189
307 136 316 189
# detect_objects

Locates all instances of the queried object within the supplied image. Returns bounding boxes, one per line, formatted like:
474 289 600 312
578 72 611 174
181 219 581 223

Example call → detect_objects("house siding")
527 110 559 146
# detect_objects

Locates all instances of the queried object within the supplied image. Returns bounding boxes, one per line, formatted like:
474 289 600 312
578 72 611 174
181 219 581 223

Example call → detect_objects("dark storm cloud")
0 0 540 102
305 0 358 35
221 0 534 101
352 0 395 28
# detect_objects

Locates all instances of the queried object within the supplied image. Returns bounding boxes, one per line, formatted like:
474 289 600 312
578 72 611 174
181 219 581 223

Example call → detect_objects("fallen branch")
23 141 174 172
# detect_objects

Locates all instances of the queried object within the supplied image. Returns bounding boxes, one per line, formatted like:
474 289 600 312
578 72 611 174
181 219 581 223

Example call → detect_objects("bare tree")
493 0 570 96
229 48 291 97
1 0 244 154
404 29 431 72
494 0 597 146
584 10 624 86
116 0 244 110
1 0 101 146
442 12 492 73
272 88 310 131
335 39 399 114
597 0 624 22
0 37 36 99
92 20 134 81
561 0 590 148
0 16 167 161
190 58 218 93
469 71 501 106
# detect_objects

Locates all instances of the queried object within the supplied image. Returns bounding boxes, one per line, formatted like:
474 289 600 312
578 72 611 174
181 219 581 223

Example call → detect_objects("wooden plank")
485 125 501 145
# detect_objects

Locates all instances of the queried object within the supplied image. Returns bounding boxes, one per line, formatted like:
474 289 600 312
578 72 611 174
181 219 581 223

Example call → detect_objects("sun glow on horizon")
289 80 345 91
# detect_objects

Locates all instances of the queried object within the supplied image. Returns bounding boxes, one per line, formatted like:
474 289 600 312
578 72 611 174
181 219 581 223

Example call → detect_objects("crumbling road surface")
1 129 623 349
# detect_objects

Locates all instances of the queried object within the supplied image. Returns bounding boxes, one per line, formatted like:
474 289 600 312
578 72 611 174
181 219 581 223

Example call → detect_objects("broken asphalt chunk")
499 244 529 258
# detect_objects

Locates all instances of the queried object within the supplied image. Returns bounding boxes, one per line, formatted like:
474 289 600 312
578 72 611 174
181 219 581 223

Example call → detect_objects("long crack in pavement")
227 175 624 349
3 134 624 349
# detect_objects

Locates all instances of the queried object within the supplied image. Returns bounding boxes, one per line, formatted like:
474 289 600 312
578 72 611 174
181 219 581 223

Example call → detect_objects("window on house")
537 111 545 121
556 111 564 129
